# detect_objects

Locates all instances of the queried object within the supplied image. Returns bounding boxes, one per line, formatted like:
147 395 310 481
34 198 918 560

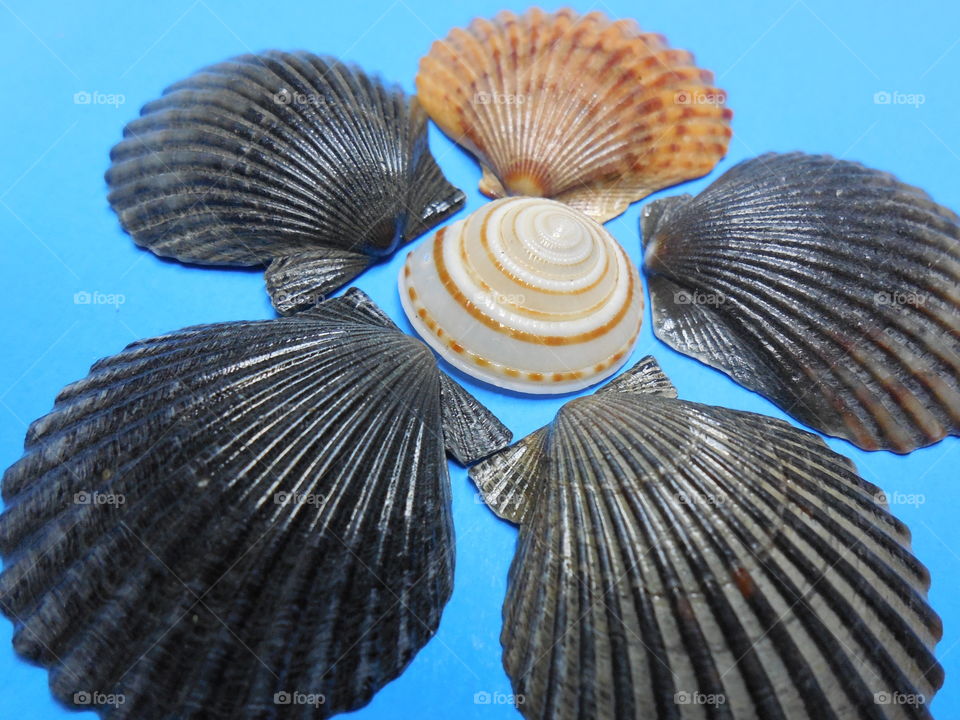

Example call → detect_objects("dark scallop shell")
470 356 943 720
0 289 510 719
106 51 465 314
640 152 960 453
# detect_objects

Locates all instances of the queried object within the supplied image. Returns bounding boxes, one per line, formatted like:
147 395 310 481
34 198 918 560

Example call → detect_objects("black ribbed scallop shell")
0 289 510 719
106 51 465 314
470 356 942 720
640 152 960 453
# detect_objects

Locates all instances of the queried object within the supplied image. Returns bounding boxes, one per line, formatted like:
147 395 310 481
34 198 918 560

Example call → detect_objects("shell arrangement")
470 357 943 720
642 152 960 453
416 8 733 222
0 290 510 719
106 51 464 315
399 197 644 393
3 5 958 720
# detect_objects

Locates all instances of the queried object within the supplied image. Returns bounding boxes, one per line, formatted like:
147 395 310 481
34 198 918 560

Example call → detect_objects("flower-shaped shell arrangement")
471 357 943 719
107 51 464 314
416 8 733 222
0 290 510 719
400 197 644 394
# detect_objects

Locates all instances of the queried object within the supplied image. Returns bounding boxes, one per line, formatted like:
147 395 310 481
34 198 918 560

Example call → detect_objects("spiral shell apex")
399 198 643 394
416 8 732 222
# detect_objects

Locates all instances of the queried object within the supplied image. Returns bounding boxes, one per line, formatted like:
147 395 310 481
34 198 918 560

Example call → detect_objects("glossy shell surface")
400 197 643 394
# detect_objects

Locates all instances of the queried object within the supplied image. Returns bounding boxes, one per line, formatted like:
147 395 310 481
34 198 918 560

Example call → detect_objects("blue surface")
0 1 957 717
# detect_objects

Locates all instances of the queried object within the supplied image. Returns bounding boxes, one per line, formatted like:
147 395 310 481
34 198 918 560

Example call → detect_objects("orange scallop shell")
416 8 733 222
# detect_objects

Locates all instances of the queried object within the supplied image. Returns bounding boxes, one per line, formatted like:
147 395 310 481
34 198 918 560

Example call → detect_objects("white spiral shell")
399 198 644 394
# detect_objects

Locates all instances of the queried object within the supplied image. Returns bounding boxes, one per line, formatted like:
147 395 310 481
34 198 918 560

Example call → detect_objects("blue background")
0 0 957 717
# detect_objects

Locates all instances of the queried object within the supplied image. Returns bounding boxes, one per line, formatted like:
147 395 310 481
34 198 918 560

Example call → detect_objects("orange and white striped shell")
399 197 643 394
416 8 733 222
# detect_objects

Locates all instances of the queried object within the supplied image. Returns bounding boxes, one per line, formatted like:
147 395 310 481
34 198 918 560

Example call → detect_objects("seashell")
641 152 960 453
470 356 943 720
399 197 644 394
415 8 732 222
106 51 465 315
0 289 510 719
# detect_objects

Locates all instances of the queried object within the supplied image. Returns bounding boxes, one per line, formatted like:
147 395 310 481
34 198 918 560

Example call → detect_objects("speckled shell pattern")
641 152 960 453
106 51 465 314
416 8 732 222
0 290 510 720
470 357 943 720
399 197 644 394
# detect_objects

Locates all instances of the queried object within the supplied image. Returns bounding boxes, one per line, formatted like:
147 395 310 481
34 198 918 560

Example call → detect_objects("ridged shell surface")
641 152 960 453
470 357 943 720
107 51 465 314
399 197 643 394
416 8 732 222
0 289 510 719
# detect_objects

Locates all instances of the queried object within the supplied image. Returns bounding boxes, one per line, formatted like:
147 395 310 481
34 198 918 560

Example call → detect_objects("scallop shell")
0 289 510 720
399 197 644 394
641 152 960 453
106 51 465 315
470 356 943 720
415 8 732 222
